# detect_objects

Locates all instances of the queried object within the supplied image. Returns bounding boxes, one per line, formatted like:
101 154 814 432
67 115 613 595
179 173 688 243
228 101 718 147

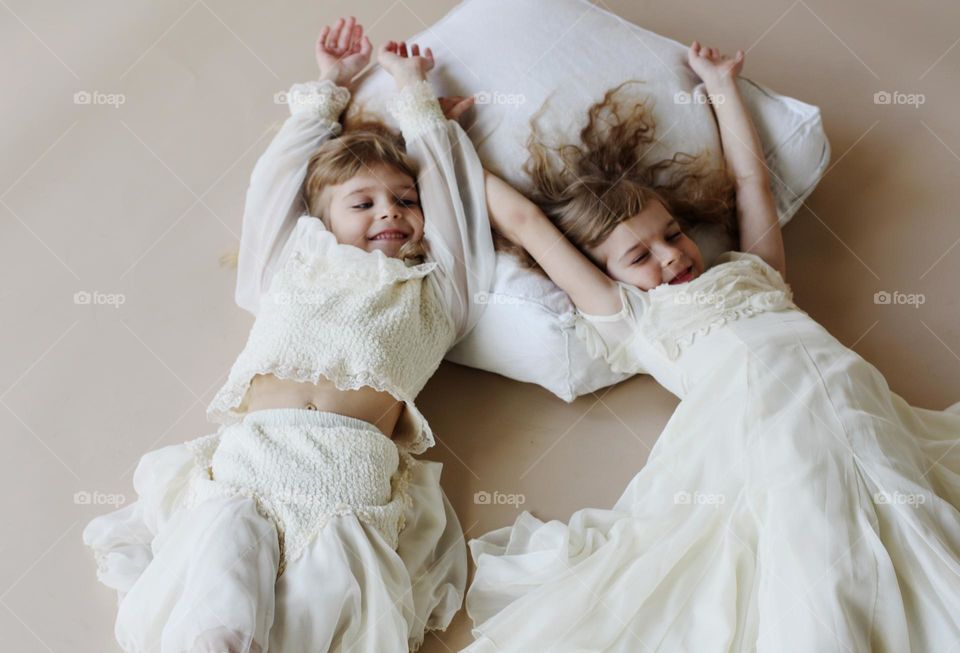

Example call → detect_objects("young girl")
469 42 960 651
82 17 494 653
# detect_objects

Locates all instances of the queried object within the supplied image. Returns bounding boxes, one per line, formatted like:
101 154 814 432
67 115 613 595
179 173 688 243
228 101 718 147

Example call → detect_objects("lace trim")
642 252 797 360
204 364 434 455
386 79 446 140
287 79 351 121
573 252 798 366
281 225 438 292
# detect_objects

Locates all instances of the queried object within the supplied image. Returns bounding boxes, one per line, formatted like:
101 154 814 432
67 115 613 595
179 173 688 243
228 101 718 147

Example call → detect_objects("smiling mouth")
369 230 409 241
668 266 694 284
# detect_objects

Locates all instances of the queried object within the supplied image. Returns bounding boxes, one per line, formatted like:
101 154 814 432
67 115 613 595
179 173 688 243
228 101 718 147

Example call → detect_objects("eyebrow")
345 185 417 197
618 218 679 264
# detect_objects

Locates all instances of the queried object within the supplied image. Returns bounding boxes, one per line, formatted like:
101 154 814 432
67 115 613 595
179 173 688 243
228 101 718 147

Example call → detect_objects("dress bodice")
573 250 805 398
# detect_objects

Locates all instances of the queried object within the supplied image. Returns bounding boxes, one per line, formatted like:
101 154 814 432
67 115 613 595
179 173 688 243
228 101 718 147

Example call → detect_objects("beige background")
2 0 958 650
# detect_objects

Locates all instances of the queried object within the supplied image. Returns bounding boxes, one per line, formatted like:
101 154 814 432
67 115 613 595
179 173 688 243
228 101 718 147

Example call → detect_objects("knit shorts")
184 408 413 576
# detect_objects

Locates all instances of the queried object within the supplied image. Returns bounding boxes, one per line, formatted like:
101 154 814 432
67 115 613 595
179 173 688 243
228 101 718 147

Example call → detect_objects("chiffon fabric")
83 409 466 652
464 251 960 652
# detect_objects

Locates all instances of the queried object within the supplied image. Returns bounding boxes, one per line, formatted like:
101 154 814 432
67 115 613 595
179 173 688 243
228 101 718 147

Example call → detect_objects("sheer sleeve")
386 80 496 343
235 79 351 315
572 282 647 374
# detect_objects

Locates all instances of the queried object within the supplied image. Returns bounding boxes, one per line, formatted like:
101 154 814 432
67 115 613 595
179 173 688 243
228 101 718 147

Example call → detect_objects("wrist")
703 75 738 94
393 70 427 89
318 67 350 88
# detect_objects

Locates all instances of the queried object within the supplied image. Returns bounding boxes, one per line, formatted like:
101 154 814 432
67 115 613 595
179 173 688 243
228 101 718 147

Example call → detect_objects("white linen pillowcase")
351 0 830 401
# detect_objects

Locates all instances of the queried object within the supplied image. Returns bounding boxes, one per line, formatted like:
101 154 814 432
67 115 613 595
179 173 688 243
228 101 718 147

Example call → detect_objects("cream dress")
83 77 495 653
464 251 960 652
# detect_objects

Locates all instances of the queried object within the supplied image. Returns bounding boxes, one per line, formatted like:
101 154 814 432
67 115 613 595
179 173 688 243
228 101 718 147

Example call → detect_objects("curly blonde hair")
511 80 738 268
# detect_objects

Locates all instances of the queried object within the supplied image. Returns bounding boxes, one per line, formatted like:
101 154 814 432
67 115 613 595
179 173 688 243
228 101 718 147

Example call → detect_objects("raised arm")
688 42 786 280
379 41 497 342
482 171 622 316
236 17 372 315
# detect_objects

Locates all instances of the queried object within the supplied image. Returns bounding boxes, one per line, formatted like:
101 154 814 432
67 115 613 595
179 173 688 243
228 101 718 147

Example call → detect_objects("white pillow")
352 0 830 401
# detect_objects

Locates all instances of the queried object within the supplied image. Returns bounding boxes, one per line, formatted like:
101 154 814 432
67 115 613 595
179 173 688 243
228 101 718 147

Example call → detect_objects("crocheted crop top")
206 77 494 456
206 221 455 455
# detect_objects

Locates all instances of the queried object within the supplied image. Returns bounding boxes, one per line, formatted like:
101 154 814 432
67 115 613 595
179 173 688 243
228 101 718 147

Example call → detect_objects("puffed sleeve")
572 282 647 375
235 79 351 315
386 80 496 343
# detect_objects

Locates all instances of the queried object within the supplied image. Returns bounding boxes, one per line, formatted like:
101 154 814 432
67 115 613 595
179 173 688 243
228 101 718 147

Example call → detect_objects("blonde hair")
515 80 738 268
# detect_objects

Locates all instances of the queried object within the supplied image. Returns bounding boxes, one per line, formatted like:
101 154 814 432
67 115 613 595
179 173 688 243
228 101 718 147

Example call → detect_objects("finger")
425 47 434 62
399 42 408 57
318 26 330 50
359 35 373 57
329 17 344 49
411 44 420 57
349 24 361 51
691 40 700 54
338 16 355 51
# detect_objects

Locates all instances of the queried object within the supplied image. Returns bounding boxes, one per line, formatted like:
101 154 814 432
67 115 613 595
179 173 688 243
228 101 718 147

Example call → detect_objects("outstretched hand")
378 40 435 88
687 41 744 89
316 16 372 88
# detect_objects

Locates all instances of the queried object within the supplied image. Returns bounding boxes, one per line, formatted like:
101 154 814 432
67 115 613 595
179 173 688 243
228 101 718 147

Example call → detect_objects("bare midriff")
243 373 404 439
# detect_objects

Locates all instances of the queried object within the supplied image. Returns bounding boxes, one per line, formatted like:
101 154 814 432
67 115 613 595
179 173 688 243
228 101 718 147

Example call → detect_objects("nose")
379 205 401 220
660 244 683 269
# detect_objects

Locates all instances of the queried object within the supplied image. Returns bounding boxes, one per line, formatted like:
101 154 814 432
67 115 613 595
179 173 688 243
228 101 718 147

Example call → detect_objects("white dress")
464 251 960 652
83 78 496 653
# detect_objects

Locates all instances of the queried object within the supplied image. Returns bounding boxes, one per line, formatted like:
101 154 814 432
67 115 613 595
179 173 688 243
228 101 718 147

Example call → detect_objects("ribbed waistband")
241 407 384 435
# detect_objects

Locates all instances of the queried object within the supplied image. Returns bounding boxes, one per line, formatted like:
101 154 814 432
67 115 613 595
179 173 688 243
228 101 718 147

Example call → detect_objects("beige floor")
2 0 959 650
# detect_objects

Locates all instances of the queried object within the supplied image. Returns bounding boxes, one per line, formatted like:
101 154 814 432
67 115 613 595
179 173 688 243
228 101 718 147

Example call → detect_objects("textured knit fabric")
206 221 455 455
184 408 413 578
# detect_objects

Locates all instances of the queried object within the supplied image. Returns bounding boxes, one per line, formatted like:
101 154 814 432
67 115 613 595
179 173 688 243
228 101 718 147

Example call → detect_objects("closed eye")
351 202 372 210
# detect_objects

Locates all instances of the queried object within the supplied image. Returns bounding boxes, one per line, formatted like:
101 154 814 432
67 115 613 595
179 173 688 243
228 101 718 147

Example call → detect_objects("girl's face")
323 163 425 258
591 198 704 291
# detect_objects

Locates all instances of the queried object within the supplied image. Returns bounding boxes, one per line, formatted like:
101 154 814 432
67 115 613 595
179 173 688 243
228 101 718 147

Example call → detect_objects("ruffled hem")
204 365 435 455
281 219 439 289
85 441 466 652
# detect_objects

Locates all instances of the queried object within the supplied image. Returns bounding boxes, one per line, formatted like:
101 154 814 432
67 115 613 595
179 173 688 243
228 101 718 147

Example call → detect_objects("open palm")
316 16 372 84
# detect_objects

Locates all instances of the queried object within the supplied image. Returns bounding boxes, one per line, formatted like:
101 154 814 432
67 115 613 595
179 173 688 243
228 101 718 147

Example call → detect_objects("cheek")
329 211 371 242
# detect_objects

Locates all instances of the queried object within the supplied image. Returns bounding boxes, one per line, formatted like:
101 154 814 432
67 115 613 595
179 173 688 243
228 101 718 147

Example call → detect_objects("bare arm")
689 42 786 279
483 170 622 315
